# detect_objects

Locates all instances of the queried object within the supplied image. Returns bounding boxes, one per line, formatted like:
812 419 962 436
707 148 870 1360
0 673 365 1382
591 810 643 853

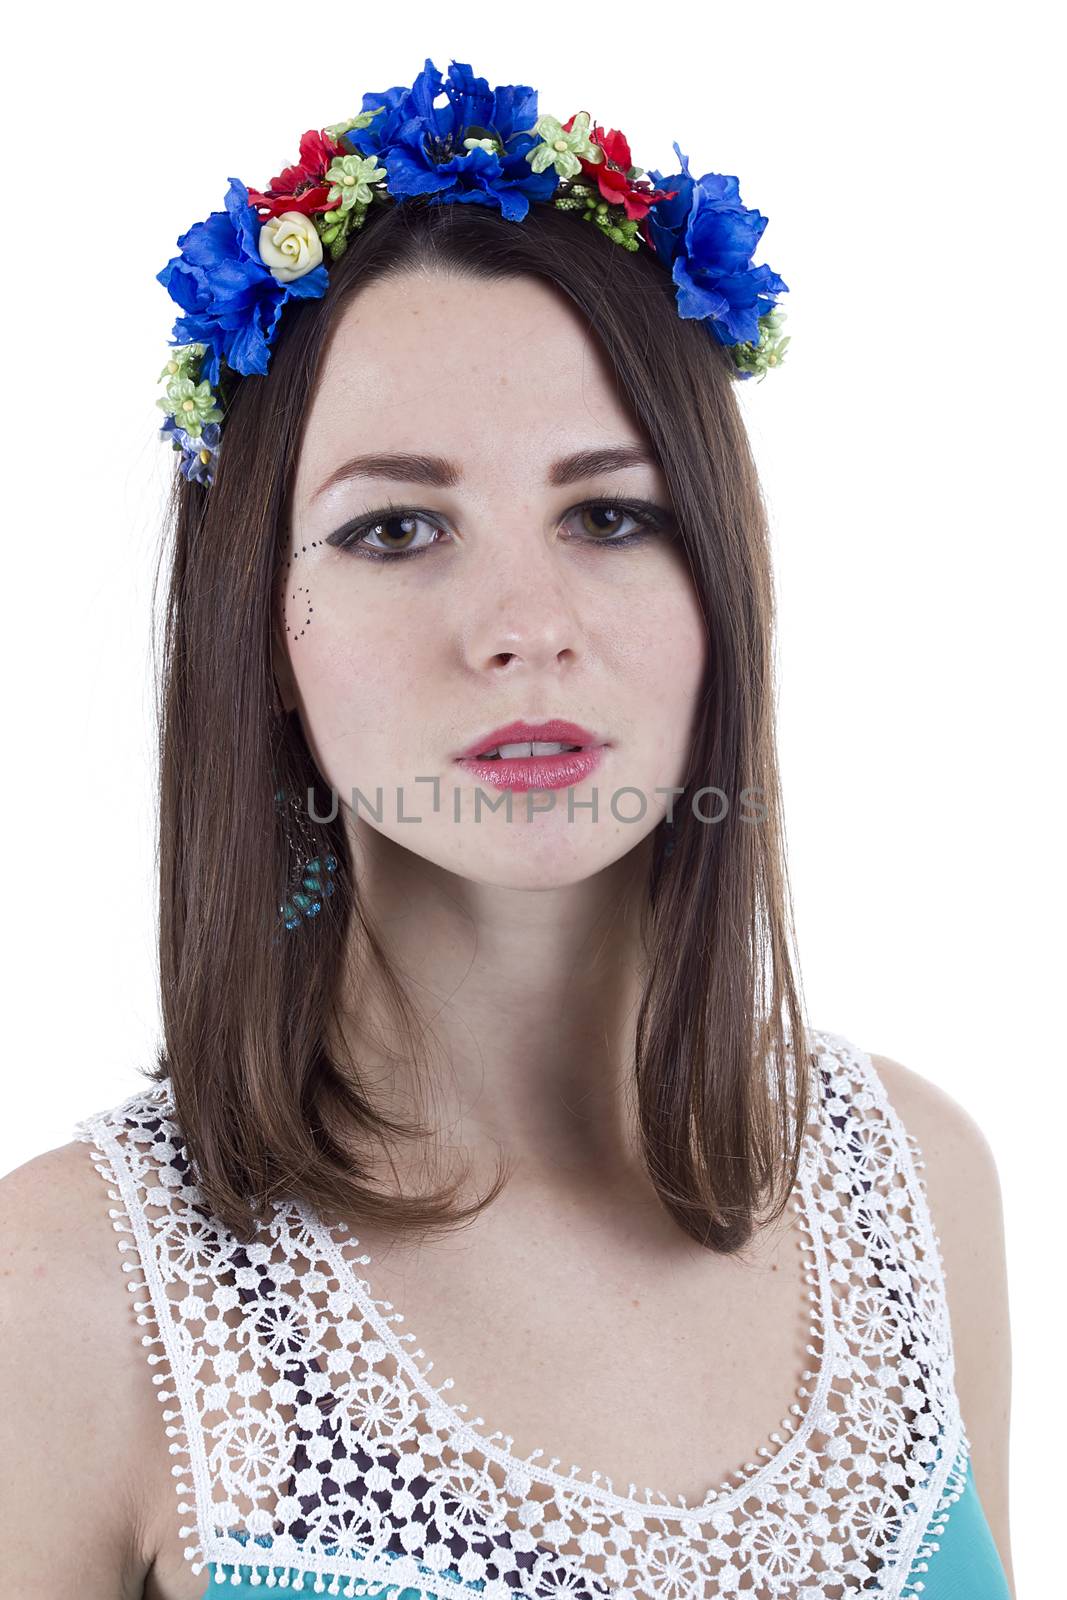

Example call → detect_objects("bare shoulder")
867 1052 1015 1595
0 1139 164 1597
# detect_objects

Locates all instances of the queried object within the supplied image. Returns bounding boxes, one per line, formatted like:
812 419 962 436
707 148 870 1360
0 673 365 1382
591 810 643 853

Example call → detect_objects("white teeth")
480 741 583 759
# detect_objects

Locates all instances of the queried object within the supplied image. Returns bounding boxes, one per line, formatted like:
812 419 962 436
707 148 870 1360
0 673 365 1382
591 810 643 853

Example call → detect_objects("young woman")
0 60 1014 1599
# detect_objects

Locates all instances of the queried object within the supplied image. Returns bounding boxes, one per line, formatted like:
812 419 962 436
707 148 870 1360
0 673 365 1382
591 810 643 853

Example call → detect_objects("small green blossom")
324 152 389 215
526 111 604 180
463 135 500 156
730 309 791 380
156 375 223 439
157 344 206 385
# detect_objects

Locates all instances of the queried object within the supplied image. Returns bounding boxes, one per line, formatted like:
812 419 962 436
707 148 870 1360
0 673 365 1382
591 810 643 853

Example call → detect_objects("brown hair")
145 197 811 1253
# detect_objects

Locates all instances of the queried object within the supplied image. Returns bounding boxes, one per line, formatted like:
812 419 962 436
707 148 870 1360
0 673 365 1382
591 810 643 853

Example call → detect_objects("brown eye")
366 514 426 553
565 501 672 548
331 510 444 558
576 505 629 539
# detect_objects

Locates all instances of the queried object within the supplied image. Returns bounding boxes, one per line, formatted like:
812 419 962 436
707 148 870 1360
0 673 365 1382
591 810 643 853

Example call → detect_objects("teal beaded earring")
274 785 338 931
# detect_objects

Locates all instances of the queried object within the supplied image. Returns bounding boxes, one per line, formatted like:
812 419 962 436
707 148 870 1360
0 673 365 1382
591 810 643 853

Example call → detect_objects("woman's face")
276 268 707 886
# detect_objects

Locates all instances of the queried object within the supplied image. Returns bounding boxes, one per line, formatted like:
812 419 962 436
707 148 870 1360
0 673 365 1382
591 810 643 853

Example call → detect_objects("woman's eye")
330 500 673 562
345 511 440 558
573 504 645 541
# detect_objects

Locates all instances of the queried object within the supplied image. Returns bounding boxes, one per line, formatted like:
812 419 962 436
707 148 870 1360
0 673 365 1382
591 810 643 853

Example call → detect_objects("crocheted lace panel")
72 1029 967 1599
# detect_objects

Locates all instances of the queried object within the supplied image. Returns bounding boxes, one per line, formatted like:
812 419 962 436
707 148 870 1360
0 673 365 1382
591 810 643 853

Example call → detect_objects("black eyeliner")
325 496 676 562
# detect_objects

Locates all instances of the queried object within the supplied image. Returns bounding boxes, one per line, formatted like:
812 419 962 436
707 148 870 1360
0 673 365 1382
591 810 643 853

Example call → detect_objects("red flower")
562 116 678 223
246 128 347 220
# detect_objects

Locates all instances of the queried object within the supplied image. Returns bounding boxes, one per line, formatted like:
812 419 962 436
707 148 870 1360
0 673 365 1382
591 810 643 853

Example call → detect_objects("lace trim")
297 1159 836 1516
843 1045 971 1596
899 1434 973 1599
73 1088 204 1572
855 1050 958 1390
209 1533 476 1593
73 1030 964 1599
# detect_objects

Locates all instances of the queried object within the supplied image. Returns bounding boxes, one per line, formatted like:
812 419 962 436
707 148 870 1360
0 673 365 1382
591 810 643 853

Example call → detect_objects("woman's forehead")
297 278 645 499
315 271 616 399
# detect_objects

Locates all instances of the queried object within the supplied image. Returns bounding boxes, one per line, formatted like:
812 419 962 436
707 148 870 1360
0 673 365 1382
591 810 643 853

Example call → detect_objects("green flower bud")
323 105 386 142
462 125 502 156
730 312 791 379
315 209 344 247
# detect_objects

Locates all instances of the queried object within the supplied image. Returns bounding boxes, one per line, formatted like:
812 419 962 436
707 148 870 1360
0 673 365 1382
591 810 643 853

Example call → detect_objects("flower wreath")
156 57 790 490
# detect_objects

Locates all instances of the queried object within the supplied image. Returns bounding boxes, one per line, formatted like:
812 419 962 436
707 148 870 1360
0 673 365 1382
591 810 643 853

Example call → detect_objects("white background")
2 3 1060 1590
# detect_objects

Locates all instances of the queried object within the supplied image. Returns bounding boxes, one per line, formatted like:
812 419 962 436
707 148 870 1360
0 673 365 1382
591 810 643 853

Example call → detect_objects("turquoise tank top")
72 1028 1011 1598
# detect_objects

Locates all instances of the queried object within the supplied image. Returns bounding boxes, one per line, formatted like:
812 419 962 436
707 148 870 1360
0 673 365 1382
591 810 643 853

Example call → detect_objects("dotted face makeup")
281 541 322 640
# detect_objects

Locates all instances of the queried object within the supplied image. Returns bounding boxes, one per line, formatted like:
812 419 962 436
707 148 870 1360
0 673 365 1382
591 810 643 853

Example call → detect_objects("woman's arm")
0 1141 160 1597
870 1052 1015 1598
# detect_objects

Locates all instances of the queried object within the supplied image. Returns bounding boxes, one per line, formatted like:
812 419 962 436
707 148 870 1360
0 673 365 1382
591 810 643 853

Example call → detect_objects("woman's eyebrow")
309 445 658 504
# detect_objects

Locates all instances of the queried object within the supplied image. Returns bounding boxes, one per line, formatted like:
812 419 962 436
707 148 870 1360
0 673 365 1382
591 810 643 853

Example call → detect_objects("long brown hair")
146 197 811 1253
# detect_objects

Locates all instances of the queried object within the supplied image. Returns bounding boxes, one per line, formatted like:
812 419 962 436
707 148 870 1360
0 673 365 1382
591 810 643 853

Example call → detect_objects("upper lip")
456 719 603 759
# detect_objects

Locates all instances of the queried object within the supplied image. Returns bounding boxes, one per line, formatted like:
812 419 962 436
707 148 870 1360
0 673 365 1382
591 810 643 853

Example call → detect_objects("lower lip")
454 745 606 791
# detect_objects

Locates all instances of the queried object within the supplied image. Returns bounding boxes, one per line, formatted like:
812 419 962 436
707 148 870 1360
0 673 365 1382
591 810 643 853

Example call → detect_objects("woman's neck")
325 823 655 1189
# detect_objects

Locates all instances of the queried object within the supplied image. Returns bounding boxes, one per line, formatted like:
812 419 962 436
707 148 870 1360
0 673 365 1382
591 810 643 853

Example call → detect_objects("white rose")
258 211 324 283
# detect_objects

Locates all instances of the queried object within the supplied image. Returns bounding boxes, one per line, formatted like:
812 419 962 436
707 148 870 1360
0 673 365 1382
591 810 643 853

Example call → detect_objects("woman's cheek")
287 587 420 771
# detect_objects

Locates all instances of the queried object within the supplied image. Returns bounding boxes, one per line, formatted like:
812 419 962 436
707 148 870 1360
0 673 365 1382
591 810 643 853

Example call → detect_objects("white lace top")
72 1028 972 1598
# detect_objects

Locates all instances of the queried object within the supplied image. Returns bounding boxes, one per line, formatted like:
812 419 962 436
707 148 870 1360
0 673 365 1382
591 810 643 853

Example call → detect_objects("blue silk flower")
343 57 560 221
645 143 789 348
156 176 330 387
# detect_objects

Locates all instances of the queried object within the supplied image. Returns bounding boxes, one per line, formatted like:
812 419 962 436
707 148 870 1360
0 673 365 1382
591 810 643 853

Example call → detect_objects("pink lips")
454 719 607 792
